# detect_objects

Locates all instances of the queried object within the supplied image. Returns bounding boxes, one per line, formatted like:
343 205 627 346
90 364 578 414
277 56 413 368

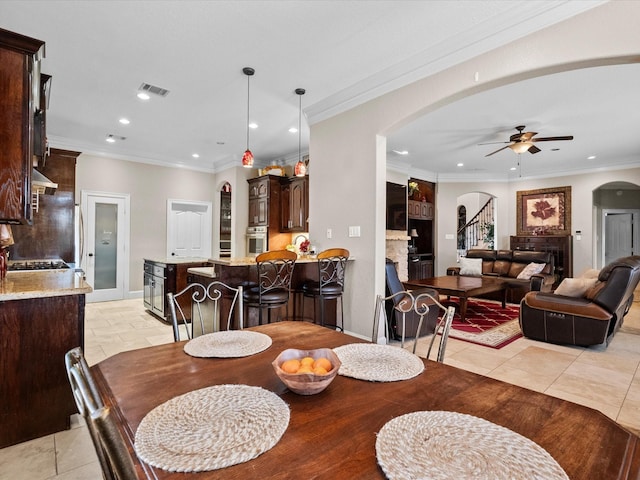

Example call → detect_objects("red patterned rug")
444 299 522 349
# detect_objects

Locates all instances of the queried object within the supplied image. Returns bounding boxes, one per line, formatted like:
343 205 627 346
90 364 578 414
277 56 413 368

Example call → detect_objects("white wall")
77 154 223 293
309 1 640 339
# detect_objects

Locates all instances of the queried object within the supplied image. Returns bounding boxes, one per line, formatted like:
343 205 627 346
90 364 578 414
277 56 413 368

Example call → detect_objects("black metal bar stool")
243 250 297 325
301 248 349 330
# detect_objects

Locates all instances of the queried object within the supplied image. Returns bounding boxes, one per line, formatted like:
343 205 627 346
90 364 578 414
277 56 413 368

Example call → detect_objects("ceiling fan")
480 125 573 157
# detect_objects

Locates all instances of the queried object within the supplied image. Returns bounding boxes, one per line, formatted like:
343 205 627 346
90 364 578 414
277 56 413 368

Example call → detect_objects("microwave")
246 226 268 256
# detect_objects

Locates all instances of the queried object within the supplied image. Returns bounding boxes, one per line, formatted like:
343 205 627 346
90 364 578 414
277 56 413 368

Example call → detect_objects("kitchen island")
190 256 346 328
0 270 92 447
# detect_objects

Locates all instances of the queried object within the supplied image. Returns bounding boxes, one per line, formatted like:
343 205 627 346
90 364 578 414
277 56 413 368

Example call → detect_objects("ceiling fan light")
294 159 306 177
509 142 532 154
242 149 254 168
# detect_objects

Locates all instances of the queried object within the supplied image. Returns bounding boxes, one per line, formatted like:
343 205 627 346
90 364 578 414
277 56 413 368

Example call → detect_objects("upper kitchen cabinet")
0 28 46 225
280 176 308 232
247 175 281 228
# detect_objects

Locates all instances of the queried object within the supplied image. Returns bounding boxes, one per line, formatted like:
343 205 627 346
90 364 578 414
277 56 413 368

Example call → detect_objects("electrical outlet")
326 228 332 239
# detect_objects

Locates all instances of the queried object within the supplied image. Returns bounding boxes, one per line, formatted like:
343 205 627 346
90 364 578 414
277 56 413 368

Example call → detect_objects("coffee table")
403 275 507 322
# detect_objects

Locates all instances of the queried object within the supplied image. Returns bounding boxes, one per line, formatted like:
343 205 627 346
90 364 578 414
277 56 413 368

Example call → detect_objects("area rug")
444 299 522 349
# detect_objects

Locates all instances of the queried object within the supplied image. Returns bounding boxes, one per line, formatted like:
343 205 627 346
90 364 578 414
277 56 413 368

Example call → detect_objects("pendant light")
241 67 255 168
294 88 307 177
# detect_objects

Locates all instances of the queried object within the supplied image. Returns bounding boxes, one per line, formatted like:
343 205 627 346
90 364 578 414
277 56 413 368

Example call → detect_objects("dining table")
91 321 640 479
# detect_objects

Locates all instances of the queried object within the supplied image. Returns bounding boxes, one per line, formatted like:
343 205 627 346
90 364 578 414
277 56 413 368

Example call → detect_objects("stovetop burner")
8 260 70 271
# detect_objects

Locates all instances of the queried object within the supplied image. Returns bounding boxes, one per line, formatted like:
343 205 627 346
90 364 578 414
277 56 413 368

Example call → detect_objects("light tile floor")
1 298 639 479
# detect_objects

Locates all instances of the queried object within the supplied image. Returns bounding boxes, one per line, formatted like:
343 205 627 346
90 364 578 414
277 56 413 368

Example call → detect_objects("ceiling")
3 0 637 181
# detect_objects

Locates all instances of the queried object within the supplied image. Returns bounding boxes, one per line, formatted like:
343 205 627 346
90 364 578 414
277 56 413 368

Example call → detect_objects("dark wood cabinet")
408 254 434 280
248 176 281 228
510 235 573 284
408 200 433 220
0 29 45 225
144 259 210 322
0 292 85 448
280 176 308 232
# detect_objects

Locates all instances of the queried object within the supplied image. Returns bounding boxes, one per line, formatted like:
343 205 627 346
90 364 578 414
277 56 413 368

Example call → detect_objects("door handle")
88 253 94 257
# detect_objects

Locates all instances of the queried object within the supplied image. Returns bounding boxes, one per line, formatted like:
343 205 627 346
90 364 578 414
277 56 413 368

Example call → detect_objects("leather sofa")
520 256 640 346
447 249 555 303
385 258 439 339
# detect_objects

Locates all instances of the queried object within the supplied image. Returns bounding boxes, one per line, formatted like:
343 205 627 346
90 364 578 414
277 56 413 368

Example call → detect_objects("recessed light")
192 153 200 158
106 135 116 143
551 148 560 151
249 123 258 129
289 127 298 133
587 155 596 160
119 118 130 125
137 92 150 100
457 163 463 167
392 150 409 155
510 167 517 171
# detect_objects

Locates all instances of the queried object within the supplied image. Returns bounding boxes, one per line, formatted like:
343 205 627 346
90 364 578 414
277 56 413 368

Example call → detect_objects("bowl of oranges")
272 348 341 395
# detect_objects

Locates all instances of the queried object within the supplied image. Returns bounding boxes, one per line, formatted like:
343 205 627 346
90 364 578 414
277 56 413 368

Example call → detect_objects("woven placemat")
376 411 569 480
184 331 272 358
134 384 290 472
333 344 424 382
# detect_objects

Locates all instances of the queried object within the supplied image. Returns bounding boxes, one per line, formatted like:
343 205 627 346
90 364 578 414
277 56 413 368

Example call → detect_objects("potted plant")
408 181 420 200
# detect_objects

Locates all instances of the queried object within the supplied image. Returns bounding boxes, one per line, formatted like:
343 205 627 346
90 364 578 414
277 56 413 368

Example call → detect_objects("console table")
510 235 573 284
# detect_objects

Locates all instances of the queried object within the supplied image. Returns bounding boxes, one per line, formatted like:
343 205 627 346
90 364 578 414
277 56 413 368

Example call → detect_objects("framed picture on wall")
516 186 571 236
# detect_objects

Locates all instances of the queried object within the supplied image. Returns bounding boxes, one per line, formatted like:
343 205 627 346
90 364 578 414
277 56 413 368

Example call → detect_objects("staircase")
457 197 494 253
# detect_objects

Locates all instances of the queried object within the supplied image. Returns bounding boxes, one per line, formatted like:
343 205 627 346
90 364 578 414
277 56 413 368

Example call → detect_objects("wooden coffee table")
403 275 507 322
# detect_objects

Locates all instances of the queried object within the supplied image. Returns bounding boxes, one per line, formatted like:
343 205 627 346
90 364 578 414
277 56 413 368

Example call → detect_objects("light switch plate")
445 233 454 240
348 226 361 237
326 228 332 239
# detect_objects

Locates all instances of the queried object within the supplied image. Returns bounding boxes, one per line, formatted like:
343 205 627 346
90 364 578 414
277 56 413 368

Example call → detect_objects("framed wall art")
516 186 571 236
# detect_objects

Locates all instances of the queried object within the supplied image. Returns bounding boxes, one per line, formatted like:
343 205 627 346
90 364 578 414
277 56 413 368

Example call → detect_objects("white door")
167 200 212 258
82 192 130 302
604 211 637 265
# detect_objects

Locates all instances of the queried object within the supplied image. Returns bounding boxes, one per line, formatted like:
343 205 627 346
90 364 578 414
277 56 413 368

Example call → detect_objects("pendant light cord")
298 92 302 162
246 73 250 150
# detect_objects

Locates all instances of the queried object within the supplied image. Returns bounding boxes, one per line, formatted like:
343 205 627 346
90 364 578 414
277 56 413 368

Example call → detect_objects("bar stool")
301 248 349 330
243 250 297 325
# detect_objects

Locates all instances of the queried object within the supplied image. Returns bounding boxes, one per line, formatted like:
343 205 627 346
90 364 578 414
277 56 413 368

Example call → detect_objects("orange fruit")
281 359 301 374
313 357 333 372
297 364 314 374
313 365 329 375
300 356 315 366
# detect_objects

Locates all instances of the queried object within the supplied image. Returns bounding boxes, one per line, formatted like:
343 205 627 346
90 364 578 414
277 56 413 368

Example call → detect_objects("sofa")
447 249 555 303
520 256 640 347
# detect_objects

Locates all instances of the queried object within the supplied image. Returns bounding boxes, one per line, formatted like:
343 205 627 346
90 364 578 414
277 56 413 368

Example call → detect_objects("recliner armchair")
520 256 640 346
385 258 439 339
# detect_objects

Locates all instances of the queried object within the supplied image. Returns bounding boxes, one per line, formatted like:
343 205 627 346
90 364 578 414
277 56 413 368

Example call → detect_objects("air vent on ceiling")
138 82 170 97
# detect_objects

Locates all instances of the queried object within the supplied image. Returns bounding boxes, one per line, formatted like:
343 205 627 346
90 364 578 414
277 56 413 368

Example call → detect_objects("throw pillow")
459 257 482 276
579 268 600 280
516 262 546 280
555 277 598 297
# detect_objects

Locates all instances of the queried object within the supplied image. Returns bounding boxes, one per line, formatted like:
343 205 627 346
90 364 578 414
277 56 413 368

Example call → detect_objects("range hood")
32 168 57 195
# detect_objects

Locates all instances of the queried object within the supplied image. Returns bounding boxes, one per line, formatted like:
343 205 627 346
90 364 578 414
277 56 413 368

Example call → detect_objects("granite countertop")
0 270 93 301
208 256 320 267
187 266 216 278
144 256 210 265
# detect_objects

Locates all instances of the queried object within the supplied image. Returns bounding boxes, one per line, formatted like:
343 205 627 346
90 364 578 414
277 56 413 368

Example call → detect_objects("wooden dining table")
91 321 640 479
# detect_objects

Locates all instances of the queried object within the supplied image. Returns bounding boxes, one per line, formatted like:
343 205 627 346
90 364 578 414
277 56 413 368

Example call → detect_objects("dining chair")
301 248 349 330
64 347 137 480
167 281 244 341
372 290 437 348
414 293 457 362
243 249 297 325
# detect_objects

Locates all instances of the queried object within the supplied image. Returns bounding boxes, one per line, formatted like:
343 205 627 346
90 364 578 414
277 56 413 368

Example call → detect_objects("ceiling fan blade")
478 141 510 146
528 145 541 154
531 135 574 142
485 145 510 157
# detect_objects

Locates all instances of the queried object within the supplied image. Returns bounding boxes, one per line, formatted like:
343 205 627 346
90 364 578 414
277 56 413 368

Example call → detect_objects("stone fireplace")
386 231 410 281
